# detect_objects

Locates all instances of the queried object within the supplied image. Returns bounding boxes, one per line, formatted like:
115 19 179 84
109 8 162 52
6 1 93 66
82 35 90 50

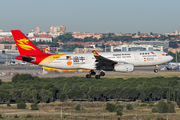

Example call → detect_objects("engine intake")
114 64 134 72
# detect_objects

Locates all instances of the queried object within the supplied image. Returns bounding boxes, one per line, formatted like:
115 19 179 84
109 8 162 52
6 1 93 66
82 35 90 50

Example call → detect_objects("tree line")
168 51 180 62
0 74 180 104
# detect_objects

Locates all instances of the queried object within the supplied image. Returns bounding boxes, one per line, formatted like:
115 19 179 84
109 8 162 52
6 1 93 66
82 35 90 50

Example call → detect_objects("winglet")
92 50 99 56
44 48 51 53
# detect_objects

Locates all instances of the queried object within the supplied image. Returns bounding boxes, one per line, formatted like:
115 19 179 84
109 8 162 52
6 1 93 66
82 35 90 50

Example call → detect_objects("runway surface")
0 65 179 80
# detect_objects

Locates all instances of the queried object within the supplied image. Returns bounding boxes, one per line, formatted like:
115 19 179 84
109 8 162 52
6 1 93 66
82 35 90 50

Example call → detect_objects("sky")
0 0 180 34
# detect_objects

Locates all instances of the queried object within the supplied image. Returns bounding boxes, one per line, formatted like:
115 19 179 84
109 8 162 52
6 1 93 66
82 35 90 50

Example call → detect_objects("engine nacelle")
114 64 134 72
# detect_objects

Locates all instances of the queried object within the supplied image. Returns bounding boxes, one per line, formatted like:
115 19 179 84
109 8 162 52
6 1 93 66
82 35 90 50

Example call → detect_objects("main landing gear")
86 70 105 79
154 65 158 73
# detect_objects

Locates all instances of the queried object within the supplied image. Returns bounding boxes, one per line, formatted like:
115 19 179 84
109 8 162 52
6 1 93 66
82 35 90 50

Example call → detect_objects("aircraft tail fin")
11 30 47 56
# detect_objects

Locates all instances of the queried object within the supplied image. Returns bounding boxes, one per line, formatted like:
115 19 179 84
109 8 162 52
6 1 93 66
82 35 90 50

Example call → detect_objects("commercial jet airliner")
11 30 173 79
161 62 180 70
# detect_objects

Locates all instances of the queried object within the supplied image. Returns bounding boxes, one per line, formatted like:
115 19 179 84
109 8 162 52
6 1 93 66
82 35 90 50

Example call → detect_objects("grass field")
2 71 180 82
0 101 180 120
104 72 180 79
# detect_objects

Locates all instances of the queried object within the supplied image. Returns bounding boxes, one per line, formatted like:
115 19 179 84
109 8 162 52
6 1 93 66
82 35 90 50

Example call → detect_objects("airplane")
11 30 173 79
168 62 180 67
161 62 180 70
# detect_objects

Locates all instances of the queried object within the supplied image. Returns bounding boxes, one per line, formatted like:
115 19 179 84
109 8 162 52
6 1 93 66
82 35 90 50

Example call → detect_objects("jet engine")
114 64 134 72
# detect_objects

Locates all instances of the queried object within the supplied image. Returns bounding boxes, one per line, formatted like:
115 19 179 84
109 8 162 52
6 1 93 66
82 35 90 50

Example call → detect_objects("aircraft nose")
169 56 173 61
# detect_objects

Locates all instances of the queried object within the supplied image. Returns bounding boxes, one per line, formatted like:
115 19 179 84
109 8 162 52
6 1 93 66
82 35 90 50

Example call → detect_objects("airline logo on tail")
11 30 47 56
17 38 36 51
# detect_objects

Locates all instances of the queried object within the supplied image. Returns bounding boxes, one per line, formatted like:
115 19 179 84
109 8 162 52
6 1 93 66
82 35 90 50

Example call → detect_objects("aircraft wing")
92 50 118 64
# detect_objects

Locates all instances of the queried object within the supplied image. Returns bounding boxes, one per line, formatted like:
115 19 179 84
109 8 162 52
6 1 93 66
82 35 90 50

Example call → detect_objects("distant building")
49 25 66 33
60 25 66 33
49 26 59 33
28 32 53 42
49 25 65 38
49 32 64 38
34 34 52 42
71 32 102 40
36 31 47 35
34 37 52 42
27 30 35 37
0 49 19 55
74 47 103 53
133 41 169 52
114 44 163 52
35 27 40 33
0 44 19 55
0 32 12 36
0 44 17 50
168 48 180 53
0 54 17 63
174 30 180 35
1 37 13 41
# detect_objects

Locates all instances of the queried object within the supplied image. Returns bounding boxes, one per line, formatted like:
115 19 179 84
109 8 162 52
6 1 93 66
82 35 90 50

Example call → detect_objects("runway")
0 65 179 81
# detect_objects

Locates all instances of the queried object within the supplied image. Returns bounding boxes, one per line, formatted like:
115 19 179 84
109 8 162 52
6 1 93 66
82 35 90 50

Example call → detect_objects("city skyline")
1 0 180 34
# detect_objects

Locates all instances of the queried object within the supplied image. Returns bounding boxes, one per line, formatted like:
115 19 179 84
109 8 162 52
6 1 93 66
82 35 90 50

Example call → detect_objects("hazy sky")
1 0 180 34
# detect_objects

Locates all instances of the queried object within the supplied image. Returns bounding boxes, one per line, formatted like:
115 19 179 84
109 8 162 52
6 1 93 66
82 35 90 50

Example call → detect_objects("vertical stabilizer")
11 30 47 56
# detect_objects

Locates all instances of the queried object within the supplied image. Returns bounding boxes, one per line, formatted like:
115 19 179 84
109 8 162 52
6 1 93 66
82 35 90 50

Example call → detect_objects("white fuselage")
39 51 173 70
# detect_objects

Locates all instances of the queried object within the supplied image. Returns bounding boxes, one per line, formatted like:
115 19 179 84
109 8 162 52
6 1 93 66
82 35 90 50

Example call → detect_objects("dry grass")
0 101 180 120
1 79 11 82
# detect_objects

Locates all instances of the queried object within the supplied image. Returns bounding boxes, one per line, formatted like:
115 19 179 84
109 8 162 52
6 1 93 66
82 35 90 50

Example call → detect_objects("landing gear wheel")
95 75 100 79
154 69 158 73
100 71 105 76
91 72 96 75
86 74 91 78
89 70 96 75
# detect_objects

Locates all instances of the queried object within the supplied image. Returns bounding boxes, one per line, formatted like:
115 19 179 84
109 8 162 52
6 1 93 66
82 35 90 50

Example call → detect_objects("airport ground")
0 65 180 81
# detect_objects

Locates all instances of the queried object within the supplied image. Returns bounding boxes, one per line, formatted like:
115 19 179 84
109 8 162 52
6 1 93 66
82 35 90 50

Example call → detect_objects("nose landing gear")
154 69 158 73
154 65 158 73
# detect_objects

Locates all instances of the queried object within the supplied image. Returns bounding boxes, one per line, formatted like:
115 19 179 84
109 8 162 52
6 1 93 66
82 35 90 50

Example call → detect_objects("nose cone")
169 55 173 61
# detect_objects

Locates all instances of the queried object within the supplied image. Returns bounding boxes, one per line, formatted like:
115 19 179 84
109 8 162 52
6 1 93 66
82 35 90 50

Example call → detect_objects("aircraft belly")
124 58 157 67
132 59 166 67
